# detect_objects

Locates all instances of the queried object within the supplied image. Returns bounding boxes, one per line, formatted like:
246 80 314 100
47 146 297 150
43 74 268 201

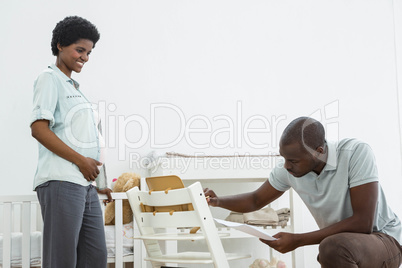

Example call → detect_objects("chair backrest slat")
139 211 200 228
136 188 192 207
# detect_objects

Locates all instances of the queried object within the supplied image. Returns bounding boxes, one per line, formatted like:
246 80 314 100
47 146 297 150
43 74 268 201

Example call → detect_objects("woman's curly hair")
51 16 100 56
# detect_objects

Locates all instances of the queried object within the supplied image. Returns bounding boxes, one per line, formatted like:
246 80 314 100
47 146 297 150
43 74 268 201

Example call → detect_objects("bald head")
280 117 325 152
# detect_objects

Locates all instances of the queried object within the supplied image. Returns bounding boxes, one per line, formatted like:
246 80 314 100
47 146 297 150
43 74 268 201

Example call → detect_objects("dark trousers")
318 232 402 268
36 181 107 268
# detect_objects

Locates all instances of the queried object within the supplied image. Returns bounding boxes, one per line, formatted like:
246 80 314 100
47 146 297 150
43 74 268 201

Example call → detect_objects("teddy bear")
104 172 141 225
249 257 287 268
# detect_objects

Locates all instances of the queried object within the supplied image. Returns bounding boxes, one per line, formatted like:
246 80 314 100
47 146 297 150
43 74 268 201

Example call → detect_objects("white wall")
1 1 402 267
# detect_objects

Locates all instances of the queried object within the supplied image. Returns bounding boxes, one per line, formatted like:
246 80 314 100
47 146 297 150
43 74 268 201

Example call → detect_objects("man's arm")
263 181 378 253
31 119 101 182
204 180 285 213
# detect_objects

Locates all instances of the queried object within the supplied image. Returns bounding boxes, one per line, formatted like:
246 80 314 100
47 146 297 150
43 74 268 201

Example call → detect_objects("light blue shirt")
269 138 401 243
30 64 104 190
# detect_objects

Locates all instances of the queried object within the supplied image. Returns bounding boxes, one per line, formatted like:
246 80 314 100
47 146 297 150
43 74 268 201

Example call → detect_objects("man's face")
279 141 317 177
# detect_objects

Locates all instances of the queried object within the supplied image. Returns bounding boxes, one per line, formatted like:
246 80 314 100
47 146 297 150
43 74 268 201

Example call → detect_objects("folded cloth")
225 207 291 227
277 220 289 228
225 211 245 223
278 214 290 221
276 208 290 215
243 207 279 225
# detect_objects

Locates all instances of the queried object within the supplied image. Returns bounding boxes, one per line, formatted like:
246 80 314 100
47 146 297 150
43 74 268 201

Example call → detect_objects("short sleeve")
348 143 379 188
269 159 291 192
30 72 58 128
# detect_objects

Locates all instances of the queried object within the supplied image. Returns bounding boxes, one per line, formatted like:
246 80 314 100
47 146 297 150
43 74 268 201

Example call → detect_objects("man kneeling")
205 117 402 268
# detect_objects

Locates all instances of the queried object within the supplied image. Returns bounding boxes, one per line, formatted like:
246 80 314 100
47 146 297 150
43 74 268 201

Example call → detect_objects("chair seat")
145 252 251 264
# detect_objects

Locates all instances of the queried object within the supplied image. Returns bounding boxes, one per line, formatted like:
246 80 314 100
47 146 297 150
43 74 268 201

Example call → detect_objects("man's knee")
319 235 339 262
318 233 356 267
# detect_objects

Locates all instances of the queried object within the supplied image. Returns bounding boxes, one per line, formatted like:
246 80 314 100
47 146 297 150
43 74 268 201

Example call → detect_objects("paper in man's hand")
214 218 277 241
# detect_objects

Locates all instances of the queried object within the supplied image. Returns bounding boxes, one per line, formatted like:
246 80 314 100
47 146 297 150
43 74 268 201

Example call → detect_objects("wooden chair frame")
126 181 250 268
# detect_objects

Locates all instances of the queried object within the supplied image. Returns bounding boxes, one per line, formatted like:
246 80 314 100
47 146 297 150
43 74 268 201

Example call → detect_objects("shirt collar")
49 63 80 89
323 141 337 171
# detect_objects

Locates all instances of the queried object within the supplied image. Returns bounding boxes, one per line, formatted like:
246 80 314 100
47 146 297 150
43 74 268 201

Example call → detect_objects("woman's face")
56 39 94 78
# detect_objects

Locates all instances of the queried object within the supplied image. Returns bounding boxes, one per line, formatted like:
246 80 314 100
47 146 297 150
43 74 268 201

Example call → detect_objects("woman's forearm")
31 120 101 181
31 120 85 165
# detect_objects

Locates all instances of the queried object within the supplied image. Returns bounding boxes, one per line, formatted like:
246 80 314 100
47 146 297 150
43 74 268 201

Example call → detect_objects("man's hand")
260 232 301 254
97 188 113 205
77 157 102 182
203 188 219 207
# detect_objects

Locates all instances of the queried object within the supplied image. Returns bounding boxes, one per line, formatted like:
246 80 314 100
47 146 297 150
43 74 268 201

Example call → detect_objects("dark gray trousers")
318 232 402 268
36 181 107 268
